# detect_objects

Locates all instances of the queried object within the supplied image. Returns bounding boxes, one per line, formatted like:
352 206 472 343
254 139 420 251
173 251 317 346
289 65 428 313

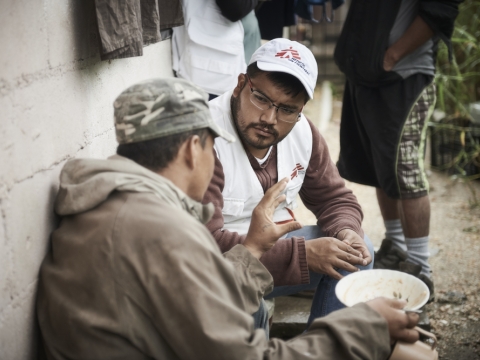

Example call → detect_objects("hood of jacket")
54 155 214 224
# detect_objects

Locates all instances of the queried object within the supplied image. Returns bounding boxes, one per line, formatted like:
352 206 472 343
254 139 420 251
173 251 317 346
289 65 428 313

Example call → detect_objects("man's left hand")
383 48 398 72
336 229 372 265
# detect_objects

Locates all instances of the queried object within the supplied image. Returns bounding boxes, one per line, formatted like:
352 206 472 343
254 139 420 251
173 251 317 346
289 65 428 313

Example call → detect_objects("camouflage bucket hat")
114 78 235 144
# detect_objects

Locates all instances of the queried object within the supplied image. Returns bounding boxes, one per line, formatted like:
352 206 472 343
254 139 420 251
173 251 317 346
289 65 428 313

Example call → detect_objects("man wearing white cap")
204 38 374 324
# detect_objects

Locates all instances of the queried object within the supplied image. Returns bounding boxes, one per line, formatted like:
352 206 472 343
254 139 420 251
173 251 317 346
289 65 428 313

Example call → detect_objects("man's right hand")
305 238 367 279
366 297 420 344
243 177 302 259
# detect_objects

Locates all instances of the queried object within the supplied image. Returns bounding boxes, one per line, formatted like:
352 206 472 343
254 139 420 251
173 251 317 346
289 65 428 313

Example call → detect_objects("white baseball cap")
249 38 318 99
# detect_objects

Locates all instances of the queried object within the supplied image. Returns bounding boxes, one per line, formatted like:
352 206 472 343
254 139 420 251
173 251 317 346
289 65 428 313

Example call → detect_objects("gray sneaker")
373 239 408 271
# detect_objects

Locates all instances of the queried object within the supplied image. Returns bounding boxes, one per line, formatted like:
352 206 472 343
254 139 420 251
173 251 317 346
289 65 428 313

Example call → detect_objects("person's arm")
383 15 434 71
203 153 310 286
298 120 370 279
215 0 258 22
121 207 413 359
418 0 462 60
300 119 364 238
224 244 275 312
384 0 463 68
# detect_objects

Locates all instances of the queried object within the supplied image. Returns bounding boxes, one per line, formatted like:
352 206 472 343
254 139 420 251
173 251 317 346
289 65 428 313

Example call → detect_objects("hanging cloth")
95 0 183 60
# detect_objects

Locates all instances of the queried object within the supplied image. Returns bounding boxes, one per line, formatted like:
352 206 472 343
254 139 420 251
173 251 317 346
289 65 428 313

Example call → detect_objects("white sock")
405 236 431 277
385 219 407 252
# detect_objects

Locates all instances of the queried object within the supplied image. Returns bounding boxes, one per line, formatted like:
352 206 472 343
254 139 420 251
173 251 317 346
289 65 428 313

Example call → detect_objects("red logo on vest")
291 163 305 179
275 47 301 60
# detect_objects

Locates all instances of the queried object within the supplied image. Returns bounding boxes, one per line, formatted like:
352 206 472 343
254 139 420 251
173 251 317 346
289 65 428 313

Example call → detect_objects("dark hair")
117 128 211 172
246 62 310 103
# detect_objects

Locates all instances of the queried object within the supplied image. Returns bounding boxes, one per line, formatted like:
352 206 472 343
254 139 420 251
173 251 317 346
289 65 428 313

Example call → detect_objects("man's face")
231 72 306 155
191 133 215 202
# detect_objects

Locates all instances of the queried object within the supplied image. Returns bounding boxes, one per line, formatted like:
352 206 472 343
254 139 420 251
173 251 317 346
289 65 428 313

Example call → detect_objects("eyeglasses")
245 74 303 123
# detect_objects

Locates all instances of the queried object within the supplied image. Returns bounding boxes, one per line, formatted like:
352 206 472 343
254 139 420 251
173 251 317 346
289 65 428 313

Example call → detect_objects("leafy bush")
431 0 480 205
436 0 480 117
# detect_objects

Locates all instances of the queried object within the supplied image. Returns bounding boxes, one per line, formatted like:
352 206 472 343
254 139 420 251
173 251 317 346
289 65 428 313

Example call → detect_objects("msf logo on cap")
275 47 301 60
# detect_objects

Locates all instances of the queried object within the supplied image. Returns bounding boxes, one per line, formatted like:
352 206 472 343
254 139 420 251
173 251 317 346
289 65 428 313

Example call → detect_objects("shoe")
398 261 435 303
397 262 434 331
373 239 408 271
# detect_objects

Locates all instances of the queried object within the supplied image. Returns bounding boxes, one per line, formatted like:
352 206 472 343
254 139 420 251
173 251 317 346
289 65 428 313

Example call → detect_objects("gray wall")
0 1 174 358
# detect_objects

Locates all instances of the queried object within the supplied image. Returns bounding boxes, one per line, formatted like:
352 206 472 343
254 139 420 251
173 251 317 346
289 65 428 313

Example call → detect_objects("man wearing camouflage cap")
37 77 420 359
204 38 374 323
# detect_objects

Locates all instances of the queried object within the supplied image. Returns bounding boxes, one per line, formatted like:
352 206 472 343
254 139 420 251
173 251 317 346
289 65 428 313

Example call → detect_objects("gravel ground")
301 95 480 359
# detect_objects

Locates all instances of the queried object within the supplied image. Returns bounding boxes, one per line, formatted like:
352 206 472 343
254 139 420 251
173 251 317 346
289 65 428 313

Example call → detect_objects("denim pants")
252 299 270 339
260 225 374 327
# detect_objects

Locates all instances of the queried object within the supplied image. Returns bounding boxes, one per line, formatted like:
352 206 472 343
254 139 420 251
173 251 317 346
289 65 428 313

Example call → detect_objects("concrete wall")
0 1 174 358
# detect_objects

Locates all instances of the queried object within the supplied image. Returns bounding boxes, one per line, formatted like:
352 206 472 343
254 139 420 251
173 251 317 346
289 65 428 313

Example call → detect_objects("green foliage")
433 0 480 206
435 0 480 117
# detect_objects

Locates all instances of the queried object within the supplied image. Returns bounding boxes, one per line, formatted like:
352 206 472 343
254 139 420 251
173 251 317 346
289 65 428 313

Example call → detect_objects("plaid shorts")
397 83 436 198
338 74 436 199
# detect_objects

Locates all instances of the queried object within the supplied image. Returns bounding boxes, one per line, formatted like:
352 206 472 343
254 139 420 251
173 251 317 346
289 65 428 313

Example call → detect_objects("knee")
361 234 374 270
252 299 270 331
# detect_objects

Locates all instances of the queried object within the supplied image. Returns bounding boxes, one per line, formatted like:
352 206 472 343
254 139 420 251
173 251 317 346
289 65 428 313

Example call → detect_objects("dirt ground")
301 95 480 359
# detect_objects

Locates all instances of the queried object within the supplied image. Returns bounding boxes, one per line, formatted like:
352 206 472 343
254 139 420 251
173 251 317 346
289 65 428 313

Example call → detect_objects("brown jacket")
203 119 364 286
37 155 391 359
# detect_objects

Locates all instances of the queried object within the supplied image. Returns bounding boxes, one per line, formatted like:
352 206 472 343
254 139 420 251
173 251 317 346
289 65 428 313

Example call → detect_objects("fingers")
263 177 289 202
394 311 419 343
339 252 367 266
336 242 367 266
305 238 367 275
361 248 372 264
334 260 360 273
258 178 289 214
388 299 408 310
272 194 286 209
342 238 372 264
336 240 362 258
325 266 343 280
390 304 420 343
276 221 302 238
366 298 421 344
353 243 372 263
397 327 420 343
406 313 420 328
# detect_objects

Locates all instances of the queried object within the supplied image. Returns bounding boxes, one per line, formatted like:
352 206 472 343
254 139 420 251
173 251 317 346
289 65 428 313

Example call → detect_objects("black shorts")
337 74 435 199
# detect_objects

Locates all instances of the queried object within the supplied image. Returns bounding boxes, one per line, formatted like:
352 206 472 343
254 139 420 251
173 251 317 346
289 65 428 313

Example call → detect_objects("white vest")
210 91 313 235
172 0 246 96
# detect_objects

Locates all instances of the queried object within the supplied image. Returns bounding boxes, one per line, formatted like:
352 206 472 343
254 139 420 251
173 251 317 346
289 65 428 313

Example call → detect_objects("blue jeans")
252 299 270 339
264 226 374 326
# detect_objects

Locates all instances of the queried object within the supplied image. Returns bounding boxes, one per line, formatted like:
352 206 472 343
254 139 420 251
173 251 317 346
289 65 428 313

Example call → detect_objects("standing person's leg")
375 190 431 273
337 81 379 186
395 82 435 285
374 79 435 299
376 188 407 251
264 225 374 325
337 79 413 270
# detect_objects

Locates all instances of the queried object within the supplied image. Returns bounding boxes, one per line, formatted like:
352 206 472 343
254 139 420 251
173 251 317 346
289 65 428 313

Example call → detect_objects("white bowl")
335 269 430 310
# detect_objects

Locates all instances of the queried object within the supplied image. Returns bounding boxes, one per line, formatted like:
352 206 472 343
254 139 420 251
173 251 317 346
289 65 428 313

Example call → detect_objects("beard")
230 93 287 150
